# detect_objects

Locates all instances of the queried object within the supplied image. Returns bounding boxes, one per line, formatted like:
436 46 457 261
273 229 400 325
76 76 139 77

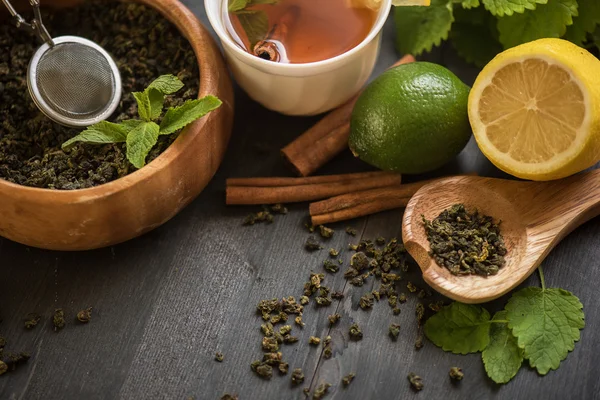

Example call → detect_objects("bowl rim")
0 0 213 200
205 0 393 75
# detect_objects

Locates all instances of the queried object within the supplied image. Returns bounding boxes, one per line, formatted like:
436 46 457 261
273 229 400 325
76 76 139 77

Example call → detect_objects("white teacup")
205 0 393 116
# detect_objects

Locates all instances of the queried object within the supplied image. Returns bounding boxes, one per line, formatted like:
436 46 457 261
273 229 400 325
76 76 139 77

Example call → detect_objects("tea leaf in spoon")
482 311 523 384
424 302 491 354
505 287 585 375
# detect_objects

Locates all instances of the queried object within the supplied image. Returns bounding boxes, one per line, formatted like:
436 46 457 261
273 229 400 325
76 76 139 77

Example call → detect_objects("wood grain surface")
1 2 599 400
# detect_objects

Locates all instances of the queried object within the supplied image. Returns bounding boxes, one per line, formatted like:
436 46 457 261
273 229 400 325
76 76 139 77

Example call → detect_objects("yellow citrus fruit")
468 38 600 181
392 0 430 5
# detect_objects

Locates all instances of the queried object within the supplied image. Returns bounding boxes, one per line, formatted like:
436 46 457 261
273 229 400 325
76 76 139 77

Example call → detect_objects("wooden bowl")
0 0 234 250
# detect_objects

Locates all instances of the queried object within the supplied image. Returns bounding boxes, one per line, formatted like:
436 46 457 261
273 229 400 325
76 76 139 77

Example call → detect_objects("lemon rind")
469 52 593 178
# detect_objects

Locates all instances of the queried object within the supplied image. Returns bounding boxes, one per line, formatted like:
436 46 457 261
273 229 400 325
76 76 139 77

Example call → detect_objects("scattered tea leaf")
407 372 423 391
53 309 65 332
342 373 355 386
313 382 331 399
305 236 322 251
291 368 305 385
76 307 92 323
24 314 41 330
349 323 363 340
449 367 464 381
389 323 401 340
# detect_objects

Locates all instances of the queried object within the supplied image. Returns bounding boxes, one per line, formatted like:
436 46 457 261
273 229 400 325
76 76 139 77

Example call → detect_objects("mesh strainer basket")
3 0 122 127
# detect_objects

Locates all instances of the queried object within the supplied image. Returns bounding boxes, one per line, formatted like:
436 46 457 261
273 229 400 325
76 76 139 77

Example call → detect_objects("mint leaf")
147 89 165 121
483 0 546 17
564 0 600 45
424 302 491 354
133 91 152 122
252 0 279 4
121 119 144 132
142 75 184 120
394 0 454 56
62 121 127 150
159 95 223 136
498 0 579 48
126 122 160 169
237 10 270 47
229 0 249 12
482 311 523 384
505 287 585 375
147 74 184 95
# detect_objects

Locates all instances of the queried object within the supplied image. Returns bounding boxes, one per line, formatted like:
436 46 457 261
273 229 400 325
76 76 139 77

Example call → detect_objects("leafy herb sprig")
228 0 279 47
424 267 585 384
395 0 600 67
62 75 222 169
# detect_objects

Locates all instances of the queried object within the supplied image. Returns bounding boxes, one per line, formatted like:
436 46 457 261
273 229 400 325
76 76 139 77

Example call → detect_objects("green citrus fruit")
349 62 472 174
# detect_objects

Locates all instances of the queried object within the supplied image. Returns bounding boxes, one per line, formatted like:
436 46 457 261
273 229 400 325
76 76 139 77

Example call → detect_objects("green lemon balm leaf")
159 95 222 136
450 21 503 67
62 121 127 150
133 91 152 121
126 121 160 169
394 0 454 56
482 0 546 17
424 302 492 354
505 287 585 375
498 0 579 48
147 74 184 95
229 0 249 12
482 311 524 384
564 0 600 45
460 0 480 9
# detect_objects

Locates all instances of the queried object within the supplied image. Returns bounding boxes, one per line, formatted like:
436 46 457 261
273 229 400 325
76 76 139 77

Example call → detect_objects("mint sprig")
395 0 600 66
424 267 585 384
62 75 222 169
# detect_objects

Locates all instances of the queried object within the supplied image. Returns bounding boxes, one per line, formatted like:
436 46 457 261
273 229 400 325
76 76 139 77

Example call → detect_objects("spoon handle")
527 169 600 241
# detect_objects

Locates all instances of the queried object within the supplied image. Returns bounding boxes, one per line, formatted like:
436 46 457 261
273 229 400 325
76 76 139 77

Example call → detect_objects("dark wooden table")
1 3 600 400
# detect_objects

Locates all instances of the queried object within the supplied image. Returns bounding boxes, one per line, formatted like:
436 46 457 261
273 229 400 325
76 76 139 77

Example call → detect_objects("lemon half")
468 38 600 181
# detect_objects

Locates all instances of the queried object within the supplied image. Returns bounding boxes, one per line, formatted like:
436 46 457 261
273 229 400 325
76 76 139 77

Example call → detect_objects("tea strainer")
2 0 122 127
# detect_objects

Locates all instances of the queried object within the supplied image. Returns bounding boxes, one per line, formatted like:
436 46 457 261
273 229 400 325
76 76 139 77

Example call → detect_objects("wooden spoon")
402 170 600 304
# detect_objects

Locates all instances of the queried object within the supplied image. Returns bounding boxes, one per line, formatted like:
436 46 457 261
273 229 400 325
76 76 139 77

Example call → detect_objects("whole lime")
349 62 472 174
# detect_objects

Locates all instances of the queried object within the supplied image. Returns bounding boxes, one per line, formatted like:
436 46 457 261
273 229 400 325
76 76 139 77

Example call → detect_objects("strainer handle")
1 0 54 47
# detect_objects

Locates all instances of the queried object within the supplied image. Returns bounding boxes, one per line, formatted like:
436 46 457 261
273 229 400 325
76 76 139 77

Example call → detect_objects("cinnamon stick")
254 6 299 62
281 54 416 176
226 171 402 205
309 174 478 225
309 181 430 225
